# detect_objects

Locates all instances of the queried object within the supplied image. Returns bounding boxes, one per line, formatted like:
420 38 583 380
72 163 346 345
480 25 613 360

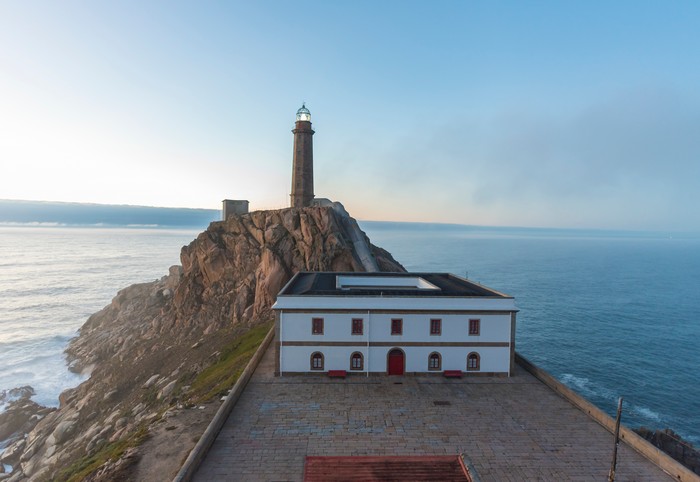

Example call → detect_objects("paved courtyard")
195 343 673 481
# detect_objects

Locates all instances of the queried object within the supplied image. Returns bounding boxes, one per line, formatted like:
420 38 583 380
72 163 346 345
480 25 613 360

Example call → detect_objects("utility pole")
608 397 624 482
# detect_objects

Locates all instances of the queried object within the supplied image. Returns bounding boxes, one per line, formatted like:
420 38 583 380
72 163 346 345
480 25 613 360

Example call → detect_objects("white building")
273 272 518 376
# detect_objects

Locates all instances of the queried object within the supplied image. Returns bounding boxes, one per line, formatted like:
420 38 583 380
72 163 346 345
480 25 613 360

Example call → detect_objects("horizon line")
1 198 697 235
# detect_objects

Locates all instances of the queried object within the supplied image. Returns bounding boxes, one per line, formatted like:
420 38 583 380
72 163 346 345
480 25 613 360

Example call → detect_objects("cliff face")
172 204 402 333
67 206 403 373
0 206 404 481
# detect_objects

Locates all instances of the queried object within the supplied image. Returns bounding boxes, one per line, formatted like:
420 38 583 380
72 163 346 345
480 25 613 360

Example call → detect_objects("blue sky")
1 1 699 230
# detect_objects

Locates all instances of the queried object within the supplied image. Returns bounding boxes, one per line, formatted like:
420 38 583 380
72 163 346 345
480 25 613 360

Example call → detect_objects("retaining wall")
516 353 698 482
173 326 275 482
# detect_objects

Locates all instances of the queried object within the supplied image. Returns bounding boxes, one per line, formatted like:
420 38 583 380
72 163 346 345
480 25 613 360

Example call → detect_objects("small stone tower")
222 199 249 219
290 103 315 208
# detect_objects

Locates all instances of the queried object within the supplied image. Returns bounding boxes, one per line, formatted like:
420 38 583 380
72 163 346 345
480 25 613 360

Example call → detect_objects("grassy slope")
185 321 273 404
55 321 273 482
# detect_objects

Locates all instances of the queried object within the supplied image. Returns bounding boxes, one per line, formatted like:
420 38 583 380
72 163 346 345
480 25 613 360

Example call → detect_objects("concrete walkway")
194 343 673 481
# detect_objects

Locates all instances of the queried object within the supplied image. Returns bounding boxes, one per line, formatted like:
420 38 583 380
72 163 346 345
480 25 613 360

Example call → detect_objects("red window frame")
391 318 403 335
352 318 363 335
469 319 480 336
312 318 324 335
350 352 363 370
430 318 441 335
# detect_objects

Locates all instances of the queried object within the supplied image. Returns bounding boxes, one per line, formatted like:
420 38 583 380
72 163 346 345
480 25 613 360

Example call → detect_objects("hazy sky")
1 2 699 230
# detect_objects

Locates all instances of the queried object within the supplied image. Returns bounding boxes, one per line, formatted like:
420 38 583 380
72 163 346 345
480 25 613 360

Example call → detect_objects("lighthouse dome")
296 103 311 122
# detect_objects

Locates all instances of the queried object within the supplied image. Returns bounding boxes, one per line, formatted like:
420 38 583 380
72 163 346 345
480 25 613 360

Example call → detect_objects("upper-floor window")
350 352 364 370
352 318 363 335
391 318 403 335
430 318 441 335
467 352 480 371
311 352 324 370
312 318 324 335
428 352 441 371
469 319 480 336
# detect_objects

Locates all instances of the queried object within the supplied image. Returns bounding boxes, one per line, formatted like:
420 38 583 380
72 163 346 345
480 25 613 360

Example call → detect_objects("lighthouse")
290 103 315 208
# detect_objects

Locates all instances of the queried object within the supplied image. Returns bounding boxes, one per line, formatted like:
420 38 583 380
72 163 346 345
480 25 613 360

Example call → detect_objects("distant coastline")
2 199 700 240
0 199 220 229
361 219 700 240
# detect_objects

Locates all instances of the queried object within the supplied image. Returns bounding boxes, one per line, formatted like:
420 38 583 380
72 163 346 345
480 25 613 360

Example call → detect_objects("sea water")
0 227 199 411
0 223 698 447
363 222 700 446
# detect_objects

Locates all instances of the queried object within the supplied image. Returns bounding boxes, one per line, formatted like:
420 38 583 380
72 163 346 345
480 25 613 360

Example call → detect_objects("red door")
388 349 404 375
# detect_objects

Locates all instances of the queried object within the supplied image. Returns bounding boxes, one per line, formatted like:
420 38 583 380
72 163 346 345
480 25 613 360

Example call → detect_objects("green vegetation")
55 424 150 482
186 321 272 404
53 322 272 481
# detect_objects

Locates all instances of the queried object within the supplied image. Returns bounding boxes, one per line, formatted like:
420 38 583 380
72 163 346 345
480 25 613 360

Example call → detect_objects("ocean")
0 227 200 410
0 223 698 447
363 222 700 446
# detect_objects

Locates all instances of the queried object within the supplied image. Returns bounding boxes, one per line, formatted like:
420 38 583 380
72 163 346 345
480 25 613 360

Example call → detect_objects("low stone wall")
636 428 700 475
173 326 275 482
515 352 698 482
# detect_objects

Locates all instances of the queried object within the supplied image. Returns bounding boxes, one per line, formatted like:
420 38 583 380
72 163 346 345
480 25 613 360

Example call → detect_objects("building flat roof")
278 272 511 298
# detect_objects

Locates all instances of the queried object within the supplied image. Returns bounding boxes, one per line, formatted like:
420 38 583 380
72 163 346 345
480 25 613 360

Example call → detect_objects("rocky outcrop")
171 203 402 334
635 427 700 475
0 388 55 467
0 206 404 480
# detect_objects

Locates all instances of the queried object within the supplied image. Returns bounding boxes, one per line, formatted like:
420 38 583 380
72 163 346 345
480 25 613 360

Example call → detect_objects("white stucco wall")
279 345 511 374
280 312 512 343
274 294 516 312
278 309 513 374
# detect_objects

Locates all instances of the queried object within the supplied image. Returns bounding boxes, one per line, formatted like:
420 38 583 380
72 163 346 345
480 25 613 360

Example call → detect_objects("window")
428 352 441 371
352 318 363 335
469 319 480 336
312 318 324 335
350 352 364 370
311 352 324 370
391 318 403 335
430 318 441 335
467 352 480 371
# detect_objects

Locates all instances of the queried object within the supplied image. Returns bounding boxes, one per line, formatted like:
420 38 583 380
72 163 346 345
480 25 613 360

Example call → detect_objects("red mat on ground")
303 455 472 482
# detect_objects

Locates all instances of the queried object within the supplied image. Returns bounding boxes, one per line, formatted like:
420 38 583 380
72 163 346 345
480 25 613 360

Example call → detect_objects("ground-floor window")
428 352 441 371
311 352 324 370
467 352 480 371
350 352 364 370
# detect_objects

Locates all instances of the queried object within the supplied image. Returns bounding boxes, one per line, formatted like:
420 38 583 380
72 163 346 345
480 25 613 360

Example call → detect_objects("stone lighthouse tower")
290 103 315 208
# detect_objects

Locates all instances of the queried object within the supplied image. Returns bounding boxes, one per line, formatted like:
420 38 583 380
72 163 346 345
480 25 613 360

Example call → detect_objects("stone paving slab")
194 342 674 481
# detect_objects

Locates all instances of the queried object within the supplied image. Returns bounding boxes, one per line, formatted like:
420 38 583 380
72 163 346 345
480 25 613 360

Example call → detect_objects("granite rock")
4 206 404 479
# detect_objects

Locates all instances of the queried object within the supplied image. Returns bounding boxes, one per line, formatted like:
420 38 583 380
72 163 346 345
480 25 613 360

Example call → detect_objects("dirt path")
132 403 219 481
